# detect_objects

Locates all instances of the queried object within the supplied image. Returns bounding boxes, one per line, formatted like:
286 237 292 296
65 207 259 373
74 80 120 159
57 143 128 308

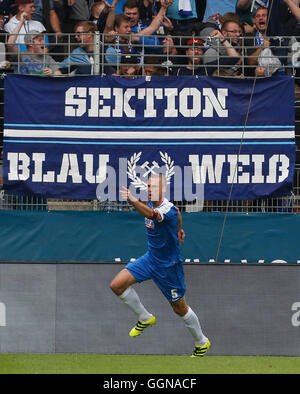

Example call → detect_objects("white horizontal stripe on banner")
4 129 295 140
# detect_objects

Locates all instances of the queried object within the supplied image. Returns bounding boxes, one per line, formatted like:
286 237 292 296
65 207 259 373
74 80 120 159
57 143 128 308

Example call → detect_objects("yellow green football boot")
129 314 156 337
191 339 211 357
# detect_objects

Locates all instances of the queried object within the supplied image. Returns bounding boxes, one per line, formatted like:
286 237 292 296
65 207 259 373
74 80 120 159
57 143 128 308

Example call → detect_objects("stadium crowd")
0 0 298 77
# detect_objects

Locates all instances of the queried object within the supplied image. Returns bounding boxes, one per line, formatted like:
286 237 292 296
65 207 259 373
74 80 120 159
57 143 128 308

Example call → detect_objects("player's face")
148 176 165 204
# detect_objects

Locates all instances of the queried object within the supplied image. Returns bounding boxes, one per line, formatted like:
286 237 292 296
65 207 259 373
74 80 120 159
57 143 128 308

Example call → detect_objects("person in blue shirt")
105 3 171 68
58 20 97 73
203 0 236 22
110 174 211 357
166 0 198 33
58 20 114 74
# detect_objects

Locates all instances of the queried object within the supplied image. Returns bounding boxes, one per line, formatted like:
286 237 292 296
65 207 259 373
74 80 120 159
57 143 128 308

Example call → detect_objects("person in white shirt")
4 0 46 46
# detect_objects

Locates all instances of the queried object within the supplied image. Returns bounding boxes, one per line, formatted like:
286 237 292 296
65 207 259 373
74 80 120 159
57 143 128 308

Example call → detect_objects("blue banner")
3 74 295 200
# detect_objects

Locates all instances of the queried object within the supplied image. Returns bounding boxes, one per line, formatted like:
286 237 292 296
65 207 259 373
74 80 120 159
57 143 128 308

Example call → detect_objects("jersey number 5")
171 289 178 300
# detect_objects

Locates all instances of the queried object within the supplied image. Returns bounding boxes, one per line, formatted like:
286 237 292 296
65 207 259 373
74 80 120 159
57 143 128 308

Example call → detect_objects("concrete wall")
0 263 299 356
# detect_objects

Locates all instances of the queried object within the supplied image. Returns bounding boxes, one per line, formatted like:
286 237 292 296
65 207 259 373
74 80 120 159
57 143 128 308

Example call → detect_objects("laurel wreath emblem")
127 152 148 190
159 151 175 184
127 151 175 190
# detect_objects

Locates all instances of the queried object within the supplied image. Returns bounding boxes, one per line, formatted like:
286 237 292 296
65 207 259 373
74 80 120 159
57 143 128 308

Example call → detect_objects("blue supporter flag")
2 74 295 201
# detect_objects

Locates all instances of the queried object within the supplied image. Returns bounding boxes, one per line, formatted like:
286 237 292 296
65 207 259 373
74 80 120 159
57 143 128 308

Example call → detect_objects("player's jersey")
145 198 183 267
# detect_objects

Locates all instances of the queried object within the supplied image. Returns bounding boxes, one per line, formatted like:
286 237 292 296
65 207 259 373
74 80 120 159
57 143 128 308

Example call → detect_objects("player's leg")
110 268 152 322
171 296 208 346
152 263 210 356
170 296 210 356
110 257 156 336
110 268 137 296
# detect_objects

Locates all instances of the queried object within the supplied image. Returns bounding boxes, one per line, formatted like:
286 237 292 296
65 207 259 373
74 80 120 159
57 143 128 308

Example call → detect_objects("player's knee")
109 279 120 295
171 302 183 316
171 300 189 317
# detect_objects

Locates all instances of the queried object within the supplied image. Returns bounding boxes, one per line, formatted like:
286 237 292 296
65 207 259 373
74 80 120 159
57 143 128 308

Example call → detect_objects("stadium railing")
0 32 299 213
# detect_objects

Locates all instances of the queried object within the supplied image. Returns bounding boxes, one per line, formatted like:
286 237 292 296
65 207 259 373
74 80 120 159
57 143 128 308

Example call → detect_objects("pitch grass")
0 354 300 374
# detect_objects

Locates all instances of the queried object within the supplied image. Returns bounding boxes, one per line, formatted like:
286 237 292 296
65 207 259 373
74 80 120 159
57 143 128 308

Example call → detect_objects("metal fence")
0 32 299 212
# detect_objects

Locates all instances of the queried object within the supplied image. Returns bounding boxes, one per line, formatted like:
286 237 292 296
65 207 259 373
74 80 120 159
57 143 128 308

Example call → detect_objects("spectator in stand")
32 0 65 62
4 0 46 48
142 54 168 75
124 0 149 32
115 53 140 77
0 14 9 42
0 0 14 19
236 0 270 25
123 0 173 35
107 0 170 24
7 12 61 74
58 20 114 75
283 0 300 20
58 20 97 73
90 1 107 25
105 14 133 66
90 1 112 32
191 17 221 41
63 0 93 33
32 0 62 36
280 0 300 36
51 0 76 33
104 0 173 39
222 11 243 24
202 19 243 75
243 6 268 75
160 34 181 74
176 37 208 75
243 6 284 76
105 2 172 68
236 0 288 36
203 0 237 22
139 0 161 25
166 0 198 34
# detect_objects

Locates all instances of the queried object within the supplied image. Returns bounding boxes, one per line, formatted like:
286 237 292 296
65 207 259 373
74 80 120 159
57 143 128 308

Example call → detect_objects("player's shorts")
126 252 186 303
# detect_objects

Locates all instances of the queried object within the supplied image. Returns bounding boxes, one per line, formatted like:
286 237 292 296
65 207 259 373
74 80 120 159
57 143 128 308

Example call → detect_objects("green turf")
0 354 300 374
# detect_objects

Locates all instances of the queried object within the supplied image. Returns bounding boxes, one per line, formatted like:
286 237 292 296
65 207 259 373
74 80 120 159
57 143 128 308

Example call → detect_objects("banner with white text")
3 74 295 200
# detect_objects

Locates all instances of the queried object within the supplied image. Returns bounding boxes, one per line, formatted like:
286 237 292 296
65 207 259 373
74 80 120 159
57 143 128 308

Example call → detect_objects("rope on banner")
214 0 275 263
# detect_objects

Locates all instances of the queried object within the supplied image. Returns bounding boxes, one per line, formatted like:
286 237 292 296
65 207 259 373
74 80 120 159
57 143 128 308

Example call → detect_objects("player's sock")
181 306 208 346
119 286 152 322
